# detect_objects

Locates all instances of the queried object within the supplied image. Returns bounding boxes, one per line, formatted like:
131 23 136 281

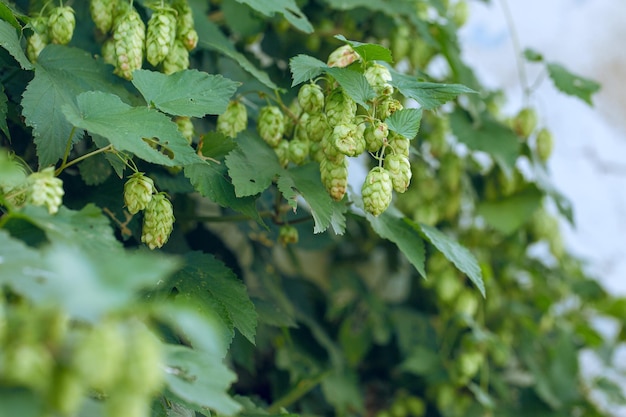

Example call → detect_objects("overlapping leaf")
334 35 393 63
234 0 313 33
390 70 476 110
547 63 600 106
0 19 32 69
385 108 423 139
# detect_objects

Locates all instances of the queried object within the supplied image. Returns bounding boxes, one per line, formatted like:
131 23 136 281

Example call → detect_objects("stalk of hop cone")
298 83 325 114
162 39 189 74
146 8 177 66
172 0 198 51
48 6 75 45
362 167 393 216
141 193 174 249
257 106 285 148
217 101 248 138
26 15 49 62
90 0 117 33
320 157 348 201
364 63 394 97
124 173 155 214
325 88 357 127
112 7 145 80
27 167 64 214
384 154 412 193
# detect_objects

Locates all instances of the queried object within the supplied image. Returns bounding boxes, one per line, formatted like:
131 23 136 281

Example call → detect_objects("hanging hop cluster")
26 5 75 62
25 167 65 214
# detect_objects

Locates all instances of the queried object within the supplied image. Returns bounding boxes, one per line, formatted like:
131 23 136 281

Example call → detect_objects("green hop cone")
384 154 412 193
141 193 174 249
320 157 348 201
90 0 117 33
327 44 360 67
535 127 554 162
162 38 189 74
452 0 470 27
274 139 290 167
278 225 299 246
364 63 394 97
439 153 463 192
257 106 285 148
289 140 309 165
217 100 248 138
321 131 344 163
124 173 155 214
309 141 324 163
332 123 360 157
146 8 177 66
391 25 411 61
513 107 538 138
120 322 164 395
362 167 393 216
298 83 325 114
105 392 151 417
173 0 198 51
175 116 194 144
26 16 49 62
377 97 404 120
364 120 389 152
101 37 117 65
27 167 64 214
48 6 75 45
306 112 329 143
47 366 86 416
113 8 145 80
387 131 411 157
325 88 357 127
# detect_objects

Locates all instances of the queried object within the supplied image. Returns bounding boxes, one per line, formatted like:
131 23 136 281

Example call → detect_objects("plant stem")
267 370 331 414
59 126 77 170
498 0 530 104
55 145 113 176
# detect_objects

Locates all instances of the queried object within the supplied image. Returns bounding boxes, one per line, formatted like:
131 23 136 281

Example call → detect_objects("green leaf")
524 48 544 62
21 45 133 166
194 16 278 90
0 148 26 191
164 345 241 416
0 85 8 139
234 0 313 33
390 70 476 110
326 67 376 109
385 108 423 139
449 109 520 175
289 54 328 86
400 345 441 375
183 161 263 223
334 35 393 63
225 132 283 197
166 252 258 344
547 63 600 105
367 210 426 278
277 163 347 235
0 19 32 70
419 223 485 297
77 152 112 186
131 69 239 117
0 3 22 30
63 91 202 167
0 229 49 299
200 131 237 159
476 188 543 235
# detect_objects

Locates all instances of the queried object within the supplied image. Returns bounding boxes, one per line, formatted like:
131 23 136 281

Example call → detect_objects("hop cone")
377 97 403 120
278 225 299 246
362 167 393 216
320 157 348 201
298 83 325 114
162 39 189 75
332 123 360 157
289 140 309 165
217 101 248 138
325 88 357 127
124 173 155 214
327 44 360 68
364 120 388 153
384 154 412 193
113 8 145 80
274 140 290 167
257 106 285 148
306 112 329 143
364 63 393 97
387 131 411 157
141 193 175 250
90 0 117 33
173 0 198 51
309 141 324 163
146 9 177 66
48 6 75 45
27 167 64 214
101 38 116 65
26 16 49 62
321 132 344 163
175 116 194 144
535 127 554 162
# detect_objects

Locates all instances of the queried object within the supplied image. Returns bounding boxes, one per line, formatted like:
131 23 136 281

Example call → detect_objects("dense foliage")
0 0 623 417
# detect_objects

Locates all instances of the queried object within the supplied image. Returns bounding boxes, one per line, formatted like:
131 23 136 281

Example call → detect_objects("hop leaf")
257 106 285 148
27 167 64 214
362 167 393 216
217 101 248 138
48 6 75 45
113 8 146 80
124 172 155 214
384 154 412 193
141 193 175 249
90 0 117 33
146 9 177 66
162 39 189 75
298 83 325 114
320 156 348 201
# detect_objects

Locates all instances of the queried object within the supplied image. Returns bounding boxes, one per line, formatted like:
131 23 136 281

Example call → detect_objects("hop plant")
320 157 348 201
120 322 164 395
217 101 248 138
162 38 189 74
278 225 299 246
327 44 360 68
364 63 394 96
146 8 177 66
325 88 357 127
175 116 194 144
512 107 537 138
48 6 75 45
257 106 285 148
364 120 389 152
362 167 393 216
113 8 145 80
26 15 49 62
384 154 412 193
90 0 117 33
27 167 64 214
298 83 325 114
141 193 174 249
124 173 155 214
